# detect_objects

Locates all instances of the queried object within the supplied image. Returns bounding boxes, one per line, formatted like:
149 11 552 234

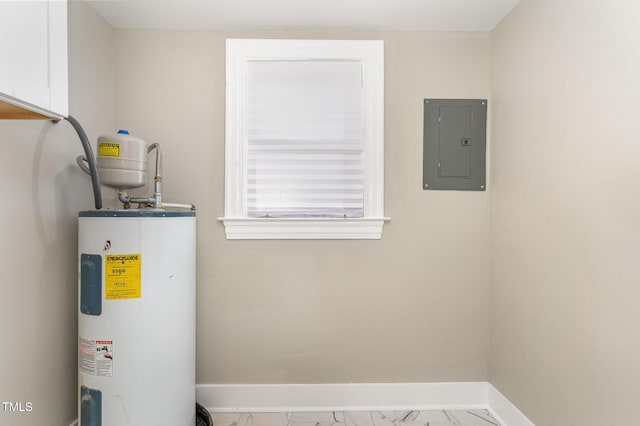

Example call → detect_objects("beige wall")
114 30 491 384
4 1 640 421
7 0 640 421
490 0 640 424
0 2 114 425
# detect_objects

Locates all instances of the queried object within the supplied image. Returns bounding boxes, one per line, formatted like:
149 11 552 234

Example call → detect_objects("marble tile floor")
210 409 500 426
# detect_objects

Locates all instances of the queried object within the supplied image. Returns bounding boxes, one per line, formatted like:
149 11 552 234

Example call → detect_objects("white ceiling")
87 0 522 32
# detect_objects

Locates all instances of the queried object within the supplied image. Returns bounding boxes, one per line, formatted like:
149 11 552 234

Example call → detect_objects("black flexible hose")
64 115 102 209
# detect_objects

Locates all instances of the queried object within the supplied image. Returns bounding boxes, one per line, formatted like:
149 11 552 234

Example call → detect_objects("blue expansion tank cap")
117 129 130 135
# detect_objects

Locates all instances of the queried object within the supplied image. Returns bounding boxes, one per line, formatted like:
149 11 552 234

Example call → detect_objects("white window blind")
222 39 386 239
246 60 365 218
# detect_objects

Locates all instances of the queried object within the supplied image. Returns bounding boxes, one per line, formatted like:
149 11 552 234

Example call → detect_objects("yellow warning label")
98 142 121 158
105 254 141 300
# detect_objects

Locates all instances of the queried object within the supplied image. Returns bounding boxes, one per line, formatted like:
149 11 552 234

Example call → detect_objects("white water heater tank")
78 210 196 425
96 130 148 189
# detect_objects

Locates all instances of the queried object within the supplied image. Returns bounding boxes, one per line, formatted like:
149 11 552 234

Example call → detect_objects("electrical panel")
423 99 487 191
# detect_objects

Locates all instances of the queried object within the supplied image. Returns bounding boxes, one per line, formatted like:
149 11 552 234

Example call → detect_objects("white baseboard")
487 384 535 426
196 382 534 426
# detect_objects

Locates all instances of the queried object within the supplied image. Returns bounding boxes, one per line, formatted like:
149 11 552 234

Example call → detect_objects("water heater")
76 130 199 425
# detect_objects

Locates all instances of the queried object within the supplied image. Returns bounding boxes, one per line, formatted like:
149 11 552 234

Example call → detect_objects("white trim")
196 382 535 425
218 217 390 240
224 39 385 240
487 384 535 426
196 383 487 413
0 93 65 120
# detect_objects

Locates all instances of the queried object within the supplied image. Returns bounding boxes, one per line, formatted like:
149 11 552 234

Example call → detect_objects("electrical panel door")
423 99 487 191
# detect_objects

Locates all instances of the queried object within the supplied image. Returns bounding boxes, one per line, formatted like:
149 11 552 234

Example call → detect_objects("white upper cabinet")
0 0 68 119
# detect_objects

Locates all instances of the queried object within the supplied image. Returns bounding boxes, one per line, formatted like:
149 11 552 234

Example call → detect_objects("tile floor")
210 410 500 426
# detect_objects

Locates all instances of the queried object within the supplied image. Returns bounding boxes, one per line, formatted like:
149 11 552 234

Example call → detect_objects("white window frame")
220 39 387 239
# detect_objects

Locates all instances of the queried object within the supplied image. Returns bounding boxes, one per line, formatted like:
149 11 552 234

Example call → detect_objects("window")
221 39 387 239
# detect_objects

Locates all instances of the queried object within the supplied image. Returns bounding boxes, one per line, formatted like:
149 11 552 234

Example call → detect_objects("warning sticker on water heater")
105 254 142 299
79 337 114 377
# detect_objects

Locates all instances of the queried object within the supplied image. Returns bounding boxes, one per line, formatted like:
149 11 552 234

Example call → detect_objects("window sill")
218 217 390 240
